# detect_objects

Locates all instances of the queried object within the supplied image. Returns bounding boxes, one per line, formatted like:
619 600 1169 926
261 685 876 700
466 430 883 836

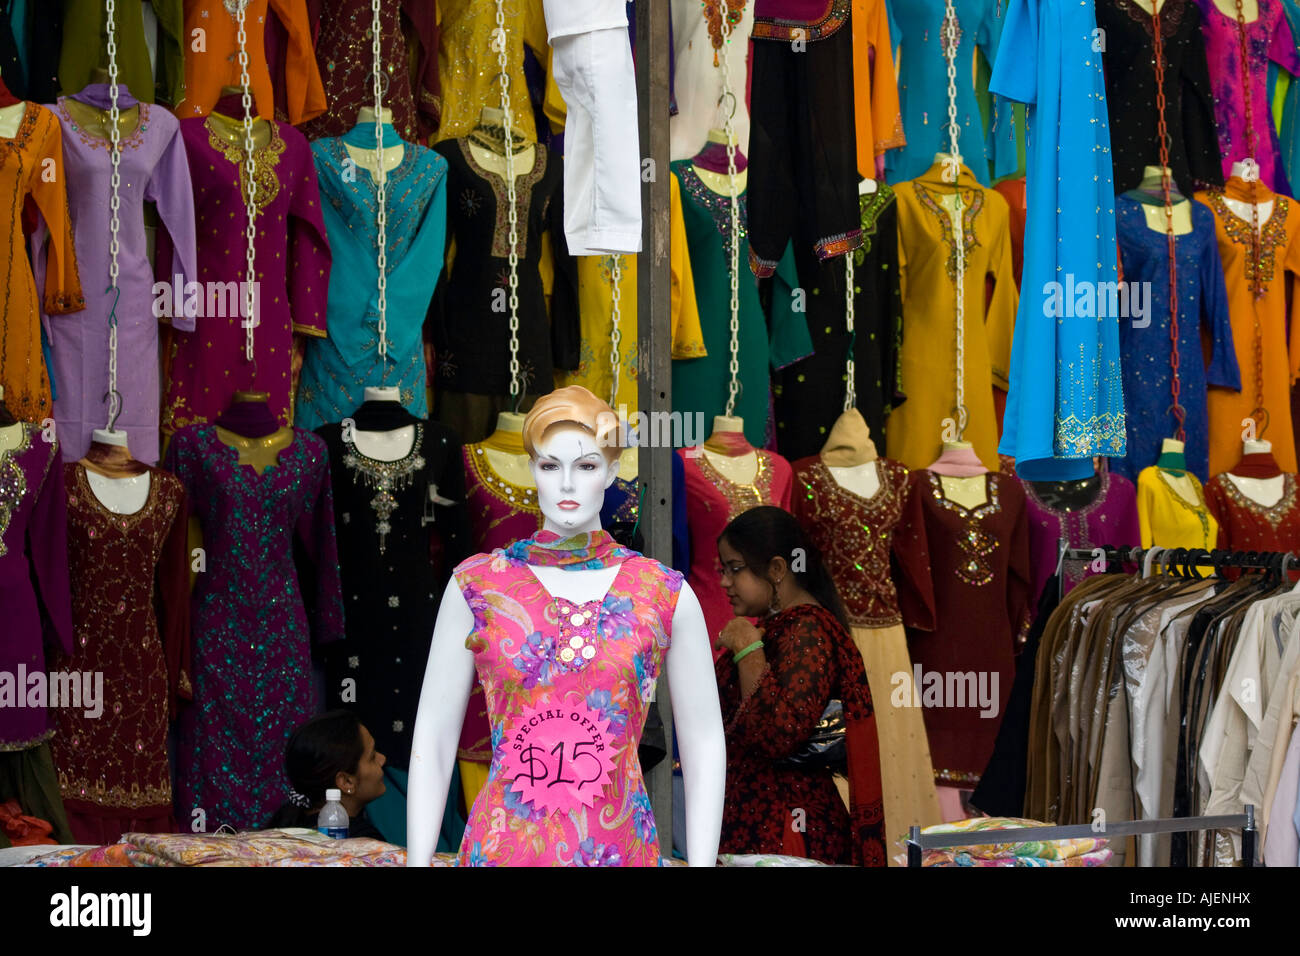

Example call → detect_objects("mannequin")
691 126 748 196
214 390 293 475
467 105 536 180
480 411 534 489
344 107 404 179
1131 165 1194 235
207 85 272 150
1226 438 1285 506
820 408 881 499
1212 0 1258 20
63 82 142 141
407 386 725 865
701 414 757 485
1136 436 1219 548
350 386 415 462
1223 160 1273 226
929 440 989 510
1156 437 1199 506
81 428 151 515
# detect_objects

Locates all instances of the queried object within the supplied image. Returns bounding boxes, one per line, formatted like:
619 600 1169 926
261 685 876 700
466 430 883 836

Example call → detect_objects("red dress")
49 464 191 845
716 604 885 865
1204 472 1300 551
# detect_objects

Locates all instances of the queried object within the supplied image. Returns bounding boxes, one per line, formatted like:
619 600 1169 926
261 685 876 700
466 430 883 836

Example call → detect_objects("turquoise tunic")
296 131 447 430
992 0 1126 479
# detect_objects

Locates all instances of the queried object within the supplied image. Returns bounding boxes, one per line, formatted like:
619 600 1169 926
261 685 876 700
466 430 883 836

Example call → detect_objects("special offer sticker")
502 701 617 816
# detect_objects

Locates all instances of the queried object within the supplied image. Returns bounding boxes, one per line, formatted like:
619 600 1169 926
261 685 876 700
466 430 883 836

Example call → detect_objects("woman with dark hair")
265 710 387 839
714 506 885 865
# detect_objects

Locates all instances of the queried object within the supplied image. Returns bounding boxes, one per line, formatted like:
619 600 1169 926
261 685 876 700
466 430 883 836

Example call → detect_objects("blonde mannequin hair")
522 386 622 465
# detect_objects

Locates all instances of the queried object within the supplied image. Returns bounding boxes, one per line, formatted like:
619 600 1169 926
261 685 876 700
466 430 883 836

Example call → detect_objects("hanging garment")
316 411 470 771
434 0 551 144
772 184 903 461
1110 195 1239 484
1194 0 1300 196
791 455 943 854
1137 465 1219 548
889 161 1017 473
544 2 641 255
0 103 84 424
716 603 887 864
1276 0 1300 189
41 90 197 465
1022 469 1141 604
747 3 863 275
430 140 579 401
160 117 331 434
48 463 190 845
299 0 439 142
668 0 754 162
849 0 906 178
1194 178 1300 474
295 135 447 432
58 0 184 106
0 1 59 103
1094 0 1225 195
175 0 326 124
884 0 1012 186
0 423 73 754
897 470 1033 786
162 425 344 831
453 529 680 866
1205 469 1300 551
993 0 1127 481
671 161 813 447
678 447 794 643
558 175 706 413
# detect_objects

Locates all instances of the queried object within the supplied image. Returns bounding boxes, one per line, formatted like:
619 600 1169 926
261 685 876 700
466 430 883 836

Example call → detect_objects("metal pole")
635 0 675 857
1242 804 1257 867
908 826 923 868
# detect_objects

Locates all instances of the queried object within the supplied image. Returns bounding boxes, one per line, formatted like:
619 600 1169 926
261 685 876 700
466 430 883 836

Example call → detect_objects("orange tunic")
1195 178 1300 476
175 0 326 125
0 104 84 422
851 0 905 177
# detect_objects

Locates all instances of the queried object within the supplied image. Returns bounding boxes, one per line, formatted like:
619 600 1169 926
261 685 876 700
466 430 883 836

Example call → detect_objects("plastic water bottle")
318 788 349 839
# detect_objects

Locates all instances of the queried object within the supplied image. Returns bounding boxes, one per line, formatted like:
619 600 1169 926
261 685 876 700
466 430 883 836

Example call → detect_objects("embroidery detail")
912 182 984 280
1115 0 1188 37
467 444 542 516
928 471 1001 588
703 0 747 61
696 451 774 522
1218 472 1296 530
1206 190 1289 294
204 118 287 217
57 99 150 152
938 5 963 59
677 163 748 261
1155 469 1213 546
855 183 896 262
342 424 426 555
752 0 850 41
458 138 548 259
0 423 35 557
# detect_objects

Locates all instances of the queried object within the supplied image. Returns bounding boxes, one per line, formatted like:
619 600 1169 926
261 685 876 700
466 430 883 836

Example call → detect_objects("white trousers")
548 26 643 255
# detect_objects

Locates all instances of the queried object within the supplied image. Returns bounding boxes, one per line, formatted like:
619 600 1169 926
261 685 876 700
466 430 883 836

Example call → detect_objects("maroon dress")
49 464 191 845
897 470 1033 786
1205 472 1300 552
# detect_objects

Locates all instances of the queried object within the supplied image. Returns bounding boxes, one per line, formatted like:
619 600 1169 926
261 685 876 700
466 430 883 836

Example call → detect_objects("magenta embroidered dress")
453 530 682 866
1195 0 1300 194
41 86 197 464
160 116 330 434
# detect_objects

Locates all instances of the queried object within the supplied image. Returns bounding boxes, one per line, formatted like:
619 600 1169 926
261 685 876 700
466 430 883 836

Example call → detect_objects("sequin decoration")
0 423 33 558
928 471 1001 587
204 117 287 217
912 182 984 281
342 424 426 555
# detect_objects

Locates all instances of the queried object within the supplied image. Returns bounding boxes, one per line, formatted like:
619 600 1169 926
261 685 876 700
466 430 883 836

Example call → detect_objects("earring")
768 578 784 614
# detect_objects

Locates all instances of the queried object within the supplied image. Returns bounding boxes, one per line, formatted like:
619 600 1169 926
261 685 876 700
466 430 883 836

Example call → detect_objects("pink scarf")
928 445 988 477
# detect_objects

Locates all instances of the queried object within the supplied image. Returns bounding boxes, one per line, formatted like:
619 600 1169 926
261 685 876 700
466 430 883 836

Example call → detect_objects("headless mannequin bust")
406 425 726 865
701 415 757 485
828 460 880 499
345 107 404 178
1127 0 1168 15
351 385 414 461
694 126 748 196
1228 438 1286 506
214 391 292 474
482 411 534 488
1157 437 1200 505
0 101 26 139
1029 470 1102 512
64 75 142 140
209 85 272 149
937 440 989 509
930 153 967 226
1135 165 1194 234
1223 160 1273 226
1211 0 1258 20
469 106 537 181
82 429 151 514
820 408 880 498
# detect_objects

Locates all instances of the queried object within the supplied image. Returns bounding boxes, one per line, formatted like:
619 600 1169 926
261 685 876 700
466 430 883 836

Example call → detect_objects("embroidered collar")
501 529 635 570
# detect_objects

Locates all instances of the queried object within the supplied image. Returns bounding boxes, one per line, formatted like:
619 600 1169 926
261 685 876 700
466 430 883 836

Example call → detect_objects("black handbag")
774 699 847 772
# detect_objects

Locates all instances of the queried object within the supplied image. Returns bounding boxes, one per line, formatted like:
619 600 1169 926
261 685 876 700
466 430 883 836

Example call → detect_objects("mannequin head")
524 387 622 533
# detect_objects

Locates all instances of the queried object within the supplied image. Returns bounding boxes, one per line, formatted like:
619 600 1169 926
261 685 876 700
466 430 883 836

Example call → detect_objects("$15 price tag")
503 701 617 815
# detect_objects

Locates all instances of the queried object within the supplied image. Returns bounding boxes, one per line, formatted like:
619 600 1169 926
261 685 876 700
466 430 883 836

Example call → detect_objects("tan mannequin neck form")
1212 0 1257 20
345 108 404 177
701 415 757 485
483 411 534 488
469 106 536 181
0 387 22 451
693 127 748 196
0 102 26 139
1137 166 1193 235
938 440 988 509
1228 438 1286 507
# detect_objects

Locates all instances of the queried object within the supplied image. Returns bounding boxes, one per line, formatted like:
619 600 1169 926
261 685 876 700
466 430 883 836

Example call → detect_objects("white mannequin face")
530 426 619 535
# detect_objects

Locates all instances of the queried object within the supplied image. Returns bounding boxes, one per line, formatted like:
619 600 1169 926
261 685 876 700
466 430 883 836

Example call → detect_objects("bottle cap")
325 788 341 802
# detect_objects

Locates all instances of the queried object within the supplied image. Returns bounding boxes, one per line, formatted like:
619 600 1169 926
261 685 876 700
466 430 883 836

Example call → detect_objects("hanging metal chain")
494 0 523 404
1234 0 1268 436
843 252 856 412
105 0 123 430
372 0 389 360
609 257 623 409
718 5 742 417
942 0 968 438
235 1 257 364
1152 3 1186 442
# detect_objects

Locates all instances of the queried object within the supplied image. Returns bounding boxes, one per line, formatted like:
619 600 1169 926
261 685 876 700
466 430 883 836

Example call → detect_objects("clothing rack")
1055 540 1300 600
905 808 1258 867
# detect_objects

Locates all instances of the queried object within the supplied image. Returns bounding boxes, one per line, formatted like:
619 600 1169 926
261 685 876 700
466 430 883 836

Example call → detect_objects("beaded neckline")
342 423 425 554
0 423 35 558
466 443 540 515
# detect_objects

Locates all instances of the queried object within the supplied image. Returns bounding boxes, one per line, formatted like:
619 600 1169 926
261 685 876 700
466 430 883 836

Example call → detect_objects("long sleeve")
29 116 84 316
1137 469 1156 549
874 196 905 409
286 128 331 338
402 0 442 138
294 438 345 646
267 0 327 125
767 245 815 370
1006 491 1033 647
1270 7 1300 76
852 0 904 177
28 447 73 657
1287 220 1300 383
669 174 706 359
157 484 193 718
984 201 1017 391
146 116 200 333
893 469 935 631
1182 7 1226 191
546 153 582 371
1199 219 1240 390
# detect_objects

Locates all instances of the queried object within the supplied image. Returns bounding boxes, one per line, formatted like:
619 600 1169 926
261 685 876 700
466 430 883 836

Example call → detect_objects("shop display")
1136 448 1220 548
58 0 184 107
1204 439 1300 548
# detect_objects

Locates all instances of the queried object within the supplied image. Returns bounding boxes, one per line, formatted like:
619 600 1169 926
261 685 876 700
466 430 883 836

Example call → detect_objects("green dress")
670 160 810 448
59 0 185 106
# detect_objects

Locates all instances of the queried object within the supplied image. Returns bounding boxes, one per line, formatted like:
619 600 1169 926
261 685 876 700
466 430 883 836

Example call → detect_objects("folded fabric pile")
894 816 1112 867
22 829 406 867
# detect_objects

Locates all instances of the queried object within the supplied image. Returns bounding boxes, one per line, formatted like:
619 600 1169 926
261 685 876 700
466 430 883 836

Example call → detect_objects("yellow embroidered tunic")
1137 466 1219 550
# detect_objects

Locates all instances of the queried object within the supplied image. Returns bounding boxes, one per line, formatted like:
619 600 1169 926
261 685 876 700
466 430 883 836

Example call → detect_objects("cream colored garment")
820 408 877 467
1240 612 1300 835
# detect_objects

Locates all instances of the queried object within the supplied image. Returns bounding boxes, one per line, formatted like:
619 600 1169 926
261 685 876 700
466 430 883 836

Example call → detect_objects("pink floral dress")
452 530 683 866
